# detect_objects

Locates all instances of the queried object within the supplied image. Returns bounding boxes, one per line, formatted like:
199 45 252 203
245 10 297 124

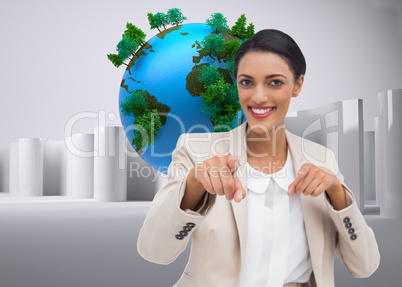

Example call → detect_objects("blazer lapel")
228 120 249 264
286 130 324 286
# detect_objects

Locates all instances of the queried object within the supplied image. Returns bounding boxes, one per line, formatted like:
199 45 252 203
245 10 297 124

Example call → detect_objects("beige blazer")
137 121 380 287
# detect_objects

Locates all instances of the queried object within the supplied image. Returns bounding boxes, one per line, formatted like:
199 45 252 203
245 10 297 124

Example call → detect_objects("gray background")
0 0 401 148
0 200 399 287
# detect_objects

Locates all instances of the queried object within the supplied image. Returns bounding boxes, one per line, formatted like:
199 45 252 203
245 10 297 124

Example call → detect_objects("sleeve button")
179 231 188 237
350 234 357 240
348 228 355 234
343 217 350 223
175 234 184 240
183 226 191 232
345 222 352 228
186 222 196 228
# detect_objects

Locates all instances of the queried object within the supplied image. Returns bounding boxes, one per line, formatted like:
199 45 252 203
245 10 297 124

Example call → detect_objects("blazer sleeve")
137 133 217 265
323 149 380 277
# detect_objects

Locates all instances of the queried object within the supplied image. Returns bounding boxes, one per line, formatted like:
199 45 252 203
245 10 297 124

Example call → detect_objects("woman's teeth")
251 107 274 114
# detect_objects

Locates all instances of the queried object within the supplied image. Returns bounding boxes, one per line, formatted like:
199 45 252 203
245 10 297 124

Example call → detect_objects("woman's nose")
252 84 268 103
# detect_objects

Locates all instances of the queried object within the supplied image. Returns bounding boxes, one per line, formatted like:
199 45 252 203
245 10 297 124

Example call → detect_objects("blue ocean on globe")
119 22 245 174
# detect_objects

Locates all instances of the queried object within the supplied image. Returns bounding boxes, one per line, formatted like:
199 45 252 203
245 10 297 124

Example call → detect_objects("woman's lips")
248 106 276 119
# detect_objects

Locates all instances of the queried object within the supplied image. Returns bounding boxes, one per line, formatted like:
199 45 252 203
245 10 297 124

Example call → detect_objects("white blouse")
238 149 313 287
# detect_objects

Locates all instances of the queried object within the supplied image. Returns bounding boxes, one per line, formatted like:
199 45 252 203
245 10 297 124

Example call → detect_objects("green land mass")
120 77 142 93
192 30 241 64
120 79 129 93
129 90 171 127
191 43 197 48
192 40 204 63
145 92 170 126
186 63 233 98
156 25 182 39
128 77 141 84
133 90 171 156
125 42 153 76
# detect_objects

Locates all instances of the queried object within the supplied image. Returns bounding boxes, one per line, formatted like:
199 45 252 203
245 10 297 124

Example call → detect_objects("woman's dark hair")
233 29 306 82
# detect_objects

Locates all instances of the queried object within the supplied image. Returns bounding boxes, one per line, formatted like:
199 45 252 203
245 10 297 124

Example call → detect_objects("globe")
119 22 245 174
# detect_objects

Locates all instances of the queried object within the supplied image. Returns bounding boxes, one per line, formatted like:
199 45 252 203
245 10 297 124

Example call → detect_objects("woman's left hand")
287 163 341 197
287 163 347 210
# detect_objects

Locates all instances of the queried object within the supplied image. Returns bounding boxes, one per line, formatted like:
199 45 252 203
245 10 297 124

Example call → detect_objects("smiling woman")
137 29 380 287
234 31 306 178
234 30 305 166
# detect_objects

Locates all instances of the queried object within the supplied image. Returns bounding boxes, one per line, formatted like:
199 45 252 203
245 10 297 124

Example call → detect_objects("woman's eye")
270 80 283 86
240 79 251 86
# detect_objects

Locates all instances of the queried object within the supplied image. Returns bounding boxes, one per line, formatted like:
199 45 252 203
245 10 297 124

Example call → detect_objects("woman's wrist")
180 166 207 211
326 181 347 211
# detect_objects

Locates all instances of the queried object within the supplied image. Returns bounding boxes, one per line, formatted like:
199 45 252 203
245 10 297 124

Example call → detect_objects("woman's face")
236 51 304 136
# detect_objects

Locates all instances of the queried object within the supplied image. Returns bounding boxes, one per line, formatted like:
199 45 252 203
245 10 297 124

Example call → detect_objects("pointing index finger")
288 164 310 196
298 163 310 178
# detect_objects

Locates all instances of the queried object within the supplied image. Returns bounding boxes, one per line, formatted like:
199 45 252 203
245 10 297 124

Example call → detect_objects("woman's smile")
248 106 276 118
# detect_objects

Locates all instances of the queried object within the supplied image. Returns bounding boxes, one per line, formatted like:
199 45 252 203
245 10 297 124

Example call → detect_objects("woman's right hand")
194 154 246 203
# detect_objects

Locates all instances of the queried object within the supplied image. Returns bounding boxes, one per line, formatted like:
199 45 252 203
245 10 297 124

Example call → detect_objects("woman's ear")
292 74 304 98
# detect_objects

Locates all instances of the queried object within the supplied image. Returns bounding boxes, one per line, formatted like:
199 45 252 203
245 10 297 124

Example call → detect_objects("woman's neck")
246 125 288 161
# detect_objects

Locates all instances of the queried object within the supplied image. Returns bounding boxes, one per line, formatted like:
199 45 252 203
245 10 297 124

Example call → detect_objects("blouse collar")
246 148 295 194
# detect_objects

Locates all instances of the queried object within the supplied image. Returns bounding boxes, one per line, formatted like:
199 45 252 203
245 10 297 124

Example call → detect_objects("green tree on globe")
206 12 229 33
167 8 187 26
